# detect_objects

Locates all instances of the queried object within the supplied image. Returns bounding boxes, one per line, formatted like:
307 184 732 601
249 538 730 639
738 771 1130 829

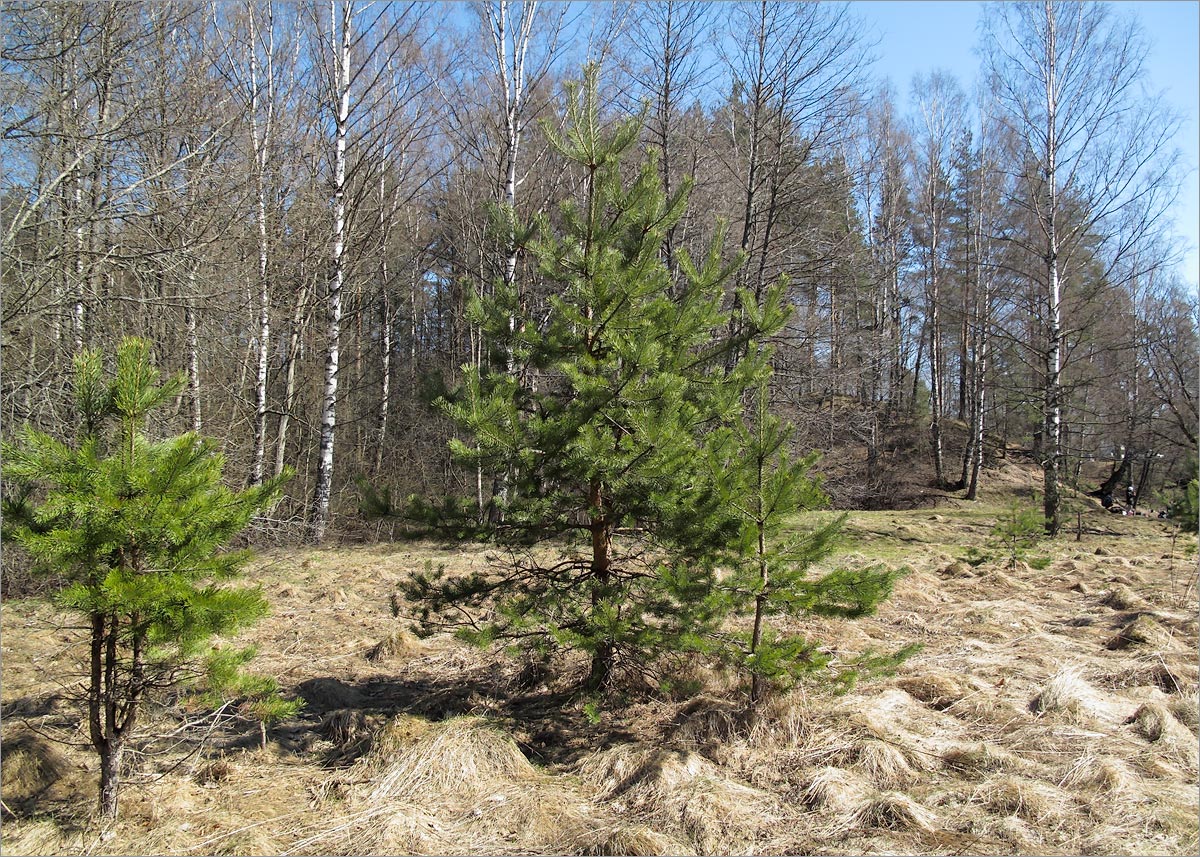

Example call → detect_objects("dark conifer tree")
405 66 787 691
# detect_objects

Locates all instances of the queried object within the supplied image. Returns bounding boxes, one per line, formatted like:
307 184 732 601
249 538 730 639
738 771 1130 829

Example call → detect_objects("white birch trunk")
249 2 275 486
1042 0 1063 536
375 288 391 475
311 0 353 544
185 263 202 434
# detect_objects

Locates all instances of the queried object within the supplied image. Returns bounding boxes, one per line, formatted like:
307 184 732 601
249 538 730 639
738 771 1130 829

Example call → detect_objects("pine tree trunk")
585 478 615 691
98 741 123 820
749 513 768 704
375 289 391 475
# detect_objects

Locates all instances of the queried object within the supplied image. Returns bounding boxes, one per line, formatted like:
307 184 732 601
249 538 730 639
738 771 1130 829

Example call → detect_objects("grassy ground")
3 463 1197 855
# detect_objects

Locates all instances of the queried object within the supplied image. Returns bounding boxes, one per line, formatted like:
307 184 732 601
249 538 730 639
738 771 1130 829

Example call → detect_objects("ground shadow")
275 664 640 770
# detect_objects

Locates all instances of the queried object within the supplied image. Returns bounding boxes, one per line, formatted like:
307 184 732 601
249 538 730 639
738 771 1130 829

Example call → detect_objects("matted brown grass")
2 494 1197 855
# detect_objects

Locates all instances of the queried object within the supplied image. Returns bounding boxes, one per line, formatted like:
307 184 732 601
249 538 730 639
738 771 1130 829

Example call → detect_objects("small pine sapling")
989 502 1046 569
720 378 915 704
1 339 291 818
196 646 302 750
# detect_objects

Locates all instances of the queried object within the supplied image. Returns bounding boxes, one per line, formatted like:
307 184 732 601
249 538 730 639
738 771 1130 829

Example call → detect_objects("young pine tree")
405 66 788 692
2 339 290 819
719 377 915 704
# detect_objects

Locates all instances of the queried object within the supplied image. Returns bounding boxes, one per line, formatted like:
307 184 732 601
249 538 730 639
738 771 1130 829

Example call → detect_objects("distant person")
1101 491 1113 509
1126 485 1135 510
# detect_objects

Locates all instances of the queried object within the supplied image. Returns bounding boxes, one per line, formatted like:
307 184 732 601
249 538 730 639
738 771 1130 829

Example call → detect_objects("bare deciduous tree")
984 0 1179 534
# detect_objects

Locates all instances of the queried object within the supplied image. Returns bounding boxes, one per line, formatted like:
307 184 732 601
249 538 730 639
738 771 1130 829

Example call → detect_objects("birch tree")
309 0 354 544
983 0 1179 534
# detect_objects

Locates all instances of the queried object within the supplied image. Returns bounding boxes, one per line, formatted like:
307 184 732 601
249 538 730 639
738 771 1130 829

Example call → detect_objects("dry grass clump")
1107 657 1198 695
367 712 438 756
942 742 1028 774
849 791 938 833
299 715 608 856
366 627 420 663
1103 583 1141 610
0 818 71 856
577 744 779 853
1029 665 1112 722
854 738 916 788
794 766 870 812
940 560 976 578
895 672 966 711
1125 702 1199 773
207 825 285 857
972 775 1069 823
574 824 695 856
964 814 1041 850
740 690 833 751
895 569 946 605
1059 752 1136 795
1107 614 1184 651
0 732 73 806
669 695 747 747
363 716 535 802
320 708 370 749
1167 697 1199 734
986 569 1022 589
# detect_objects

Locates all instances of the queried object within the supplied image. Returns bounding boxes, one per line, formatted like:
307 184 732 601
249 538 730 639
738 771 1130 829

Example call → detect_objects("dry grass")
1103 583 1142 610
1107 614 1188 651
298 715 617 856
362 716 536 802
1107 655 1199 695
794 766 871 811
1058 752 1136 794
972 775 1070 823
895 671 967 711
3 504 1198 856
0 819 72 856
849 791 938 833
942 742 1030 774
668 695 747 747
1 731 74 806
365 627 421 663
1029 665 1115 723
1168 697 1200 734
1125 702 1200 773
853 738 916 789
577 744 780 853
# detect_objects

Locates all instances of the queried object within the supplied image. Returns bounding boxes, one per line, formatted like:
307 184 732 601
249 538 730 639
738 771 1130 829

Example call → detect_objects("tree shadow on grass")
276 662 639 770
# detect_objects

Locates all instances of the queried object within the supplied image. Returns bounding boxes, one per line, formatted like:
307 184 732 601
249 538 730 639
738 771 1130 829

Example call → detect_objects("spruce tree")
406 66 788 691
2 339 290 819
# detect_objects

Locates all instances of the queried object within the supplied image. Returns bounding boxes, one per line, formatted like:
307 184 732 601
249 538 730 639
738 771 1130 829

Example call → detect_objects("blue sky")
851 0 1200 288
